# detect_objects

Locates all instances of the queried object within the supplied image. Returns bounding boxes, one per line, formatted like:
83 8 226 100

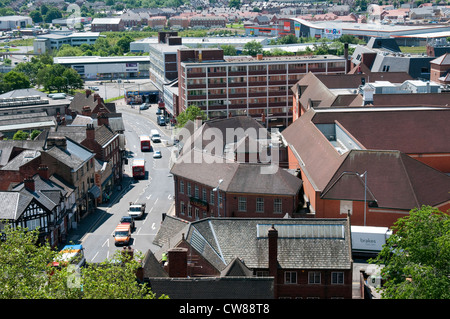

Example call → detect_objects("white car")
153 150 162 158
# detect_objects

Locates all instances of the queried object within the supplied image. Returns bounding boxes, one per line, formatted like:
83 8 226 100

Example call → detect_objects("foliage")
243 40 263 56
0 224 162 299
0 71 30 93
176 105 207 128
12 130 29 140
220 44 237 56
370 206 450 299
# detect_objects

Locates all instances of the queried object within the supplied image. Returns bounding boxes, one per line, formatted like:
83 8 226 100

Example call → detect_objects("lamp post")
213 179 223 217
359 171 367 226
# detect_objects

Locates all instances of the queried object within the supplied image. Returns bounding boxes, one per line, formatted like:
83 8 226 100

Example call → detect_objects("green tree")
29 10 43 24
63 67 83 93
220 44 237 56
2 71 31 91
243 40 263 56
176 105 207 128
370 206 450 299
0 224 162 299
13 130 29 140
116 35 133 53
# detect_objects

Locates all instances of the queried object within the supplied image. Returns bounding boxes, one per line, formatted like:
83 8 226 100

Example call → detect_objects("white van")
151 129 161 142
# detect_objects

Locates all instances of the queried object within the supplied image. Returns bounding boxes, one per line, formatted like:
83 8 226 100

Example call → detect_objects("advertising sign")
324 27 342 39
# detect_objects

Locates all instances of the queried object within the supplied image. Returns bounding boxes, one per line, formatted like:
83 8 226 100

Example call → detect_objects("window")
195 208 199 220
179 180 184 194
187 204 192 217
180 201 185 215
187 182 191 196
210 191 215 205
274 198 282 213
308 272 321 284
194 185 199 199
332 272 344 284
256 197 264 213
202 188 207 202
238 197 247 212
285 271 297 284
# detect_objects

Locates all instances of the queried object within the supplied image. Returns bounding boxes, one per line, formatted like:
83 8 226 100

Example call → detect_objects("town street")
80 102 175 262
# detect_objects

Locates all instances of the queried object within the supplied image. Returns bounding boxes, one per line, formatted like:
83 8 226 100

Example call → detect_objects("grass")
399 46 427 54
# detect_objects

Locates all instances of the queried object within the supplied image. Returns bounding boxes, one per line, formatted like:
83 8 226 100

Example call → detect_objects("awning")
88 185 101 198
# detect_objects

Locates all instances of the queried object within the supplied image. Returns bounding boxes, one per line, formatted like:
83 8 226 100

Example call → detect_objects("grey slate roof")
156 217 352 273
0 192 34 221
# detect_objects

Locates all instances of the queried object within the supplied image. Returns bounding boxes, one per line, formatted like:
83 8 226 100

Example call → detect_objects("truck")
140 135 151 152
52 244 86 268
131 158 145 179
128 202 146 219
113 224 132 246
351 226 392 257
150 129 161 142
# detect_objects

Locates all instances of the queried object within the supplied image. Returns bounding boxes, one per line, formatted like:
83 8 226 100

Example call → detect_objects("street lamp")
358 171 367 226
213 179 223 217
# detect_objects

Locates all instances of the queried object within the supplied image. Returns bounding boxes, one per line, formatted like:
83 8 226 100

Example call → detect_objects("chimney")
257 53 263 60
268 225 278 284
97 111 109 127
344 43 349 73
194 116 202 130
82 106 92 116
46 136 67 150
38 165 50 180
86 123 95 140
86 89 92 98
167 247 188 278
24 176 35 192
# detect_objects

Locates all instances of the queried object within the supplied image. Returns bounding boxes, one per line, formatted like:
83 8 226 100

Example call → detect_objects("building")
148 216 353 299
178 49 347 127
188 15 227 29
281 108 450 227
53 56 150 80
91 18 125 32
0 15 32 31
34 32 102 54
430 53 450 85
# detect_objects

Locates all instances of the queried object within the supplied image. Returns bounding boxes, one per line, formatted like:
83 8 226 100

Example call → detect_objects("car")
120 216 135 229
156 108 163 115
153 150 162 158
140 103 149 110
23 56 27 61
89 86 99 91
157 115 166 126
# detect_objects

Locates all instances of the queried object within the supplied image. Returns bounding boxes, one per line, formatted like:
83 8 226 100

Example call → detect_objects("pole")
363 171 367 226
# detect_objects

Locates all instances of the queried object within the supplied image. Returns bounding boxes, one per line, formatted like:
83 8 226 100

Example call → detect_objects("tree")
243 40 263 56
2 71 31 91
370 206 450 299
0 224 162 299
176 105 207 128
29 10 43 24
13 130 29 140
116 35 134 53
220 44 237 56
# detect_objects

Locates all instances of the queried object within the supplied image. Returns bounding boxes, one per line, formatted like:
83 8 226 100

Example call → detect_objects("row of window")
255 271 344 285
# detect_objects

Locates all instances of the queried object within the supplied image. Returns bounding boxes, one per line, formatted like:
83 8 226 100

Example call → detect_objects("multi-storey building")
178 49 347 127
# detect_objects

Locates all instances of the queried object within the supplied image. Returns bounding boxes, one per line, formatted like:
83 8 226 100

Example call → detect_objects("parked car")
153 150 162 158
156 108 163 115
157 115 166 126
140 103 149 110
89 86 99 91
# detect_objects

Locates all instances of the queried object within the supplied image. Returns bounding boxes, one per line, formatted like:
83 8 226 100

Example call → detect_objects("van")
113 224 131 246
52 244 86 268
150 129 161 142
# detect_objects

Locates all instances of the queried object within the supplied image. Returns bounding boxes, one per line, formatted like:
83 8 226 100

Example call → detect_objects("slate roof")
0 150 41 171
156 217 352 273
0 192 34 221
170 149 302 195
431 52 450 66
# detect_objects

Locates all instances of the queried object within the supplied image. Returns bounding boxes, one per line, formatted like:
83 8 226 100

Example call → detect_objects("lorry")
351 226 392 257
140 135 151 151
128 202 146 219
150 129 161 142
131 158 145 179
113 224 132 246
52 244 86 268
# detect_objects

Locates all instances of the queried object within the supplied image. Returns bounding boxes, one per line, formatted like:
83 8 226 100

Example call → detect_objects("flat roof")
54 56 150 64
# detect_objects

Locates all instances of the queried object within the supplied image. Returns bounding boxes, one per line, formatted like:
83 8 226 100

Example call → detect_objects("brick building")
91 18 125 32
148 216 353 299
430 53 450 85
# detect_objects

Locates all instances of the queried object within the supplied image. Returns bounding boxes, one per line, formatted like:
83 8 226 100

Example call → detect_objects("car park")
153 150 162 158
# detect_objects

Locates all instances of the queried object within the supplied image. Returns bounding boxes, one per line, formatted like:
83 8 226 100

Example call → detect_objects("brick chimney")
37 165 49 180
86 124 95 140
167 247 188 278
86 89 92 98
24 176 35 192
97 109 109 127
82 106 92 116
268 225 278 288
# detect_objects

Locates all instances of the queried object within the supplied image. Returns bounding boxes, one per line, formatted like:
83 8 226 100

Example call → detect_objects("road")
80 102 176 262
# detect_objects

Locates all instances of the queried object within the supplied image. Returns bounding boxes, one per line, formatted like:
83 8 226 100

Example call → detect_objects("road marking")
146 194 152 200
91 251 99 262
152 223 156 230
154 198 159 205
102 238 109 248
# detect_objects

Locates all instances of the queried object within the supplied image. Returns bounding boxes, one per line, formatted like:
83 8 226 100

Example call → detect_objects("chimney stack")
257 53 263 60
82 106 92 117
38 165 49 180
167 247 188 278
86 89 92 98
46 136 67 150
268 225 278 286
86 123 95 140
97 110 109 127
24 176 35 192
